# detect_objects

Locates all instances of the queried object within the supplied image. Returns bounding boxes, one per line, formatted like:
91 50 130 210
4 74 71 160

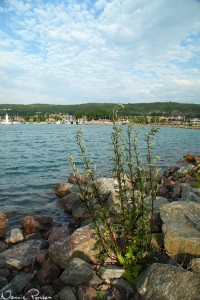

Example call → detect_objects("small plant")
68 104 160 285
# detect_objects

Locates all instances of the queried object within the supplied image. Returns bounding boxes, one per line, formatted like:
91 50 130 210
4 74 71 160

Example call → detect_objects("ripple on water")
1 124 200 228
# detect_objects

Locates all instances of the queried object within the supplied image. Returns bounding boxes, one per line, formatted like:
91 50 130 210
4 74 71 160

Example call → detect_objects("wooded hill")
0 102 200 118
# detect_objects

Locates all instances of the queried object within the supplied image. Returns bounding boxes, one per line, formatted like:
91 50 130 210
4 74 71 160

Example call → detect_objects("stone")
49 225 98 269
159 201 200 261
99 265 125 279
78 286 97 300
112 286 126 300
136 263 200 300
68 173 88 184
0 276 8 288
35 249 49 266
185 152 196 163
48 226 70 244
36 258 61 286
54 182 72 197
176 163 194 178
0 242 8 252
179 184 200 203
106 191 121 215
60 257 95 285
72 202 88 219
41 285 55 297
11 273 33 293
195 156 200 165
164 165 179 178
150 233 164 250
0 212 9 238
60 192 80 212
5 228 24 244
57 286 77 300
157 186 168 197
145 196 169 211
0 239 47 270
0 269 10 278
112 278 134 299
191 258 200 274
95 177 118 195
172 185 182 200
23 215 54 234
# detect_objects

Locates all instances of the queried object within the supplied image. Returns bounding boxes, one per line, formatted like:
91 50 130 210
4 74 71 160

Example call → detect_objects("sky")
0 0 200 105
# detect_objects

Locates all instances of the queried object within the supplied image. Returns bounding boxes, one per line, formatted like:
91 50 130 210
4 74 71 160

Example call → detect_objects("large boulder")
0 212 9 238
49 225 98 269
22 215 53 234
159 201 200 261
0 239 47 270
136 263 200 300
68 173 88 185
60 257 95 285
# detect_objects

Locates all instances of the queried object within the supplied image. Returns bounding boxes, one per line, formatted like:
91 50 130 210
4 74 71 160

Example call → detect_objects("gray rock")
136 263 200 300
179 184 200 203
0 269 10 278
60 192 80 212
0 239 47 269
159 201 200 261
49 225 98 269
11 273 33 293
60 257 95 285
99 265 125 279
175 163 194 178
191 258 200 274
72 202 88 219
112 278 134 299
0 276 8 288
57 286 77 300
5 228 24 244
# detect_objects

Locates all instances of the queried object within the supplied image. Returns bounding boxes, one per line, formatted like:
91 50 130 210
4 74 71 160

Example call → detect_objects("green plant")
68 105 160 285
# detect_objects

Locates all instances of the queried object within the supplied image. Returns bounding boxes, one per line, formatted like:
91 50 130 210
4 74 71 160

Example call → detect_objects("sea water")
0 124 199 227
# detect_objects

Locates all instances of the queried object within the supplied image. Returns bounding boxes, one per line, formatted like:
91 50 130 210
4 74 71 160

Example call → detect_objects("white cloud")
0 0 200 104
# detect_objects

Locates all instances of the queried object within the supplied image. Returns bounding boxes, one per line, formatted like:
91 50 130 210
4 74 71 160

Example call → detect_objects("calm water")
0 124 200 228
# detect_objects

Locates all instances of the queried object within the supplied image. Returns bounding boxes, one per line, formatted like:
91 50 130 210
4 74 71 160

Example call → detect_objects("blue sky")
0 0 200 104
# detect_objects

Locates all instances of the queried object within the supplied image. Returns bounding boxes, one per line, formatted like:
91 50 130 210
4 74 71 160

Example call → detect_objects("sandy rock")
136 263 200 300
55 182 72 197
5 228 24 244
159 201 200 261
36 258 61 286
0 239 47 270
60 257 95 285
23 215 53 234
49 225 98 269
0 212 9 238
164 165 179 178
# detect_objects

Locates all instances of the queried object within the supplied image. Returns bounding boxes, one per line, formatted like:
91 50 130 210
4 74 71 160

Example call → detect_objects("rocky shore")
0 153 200 300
